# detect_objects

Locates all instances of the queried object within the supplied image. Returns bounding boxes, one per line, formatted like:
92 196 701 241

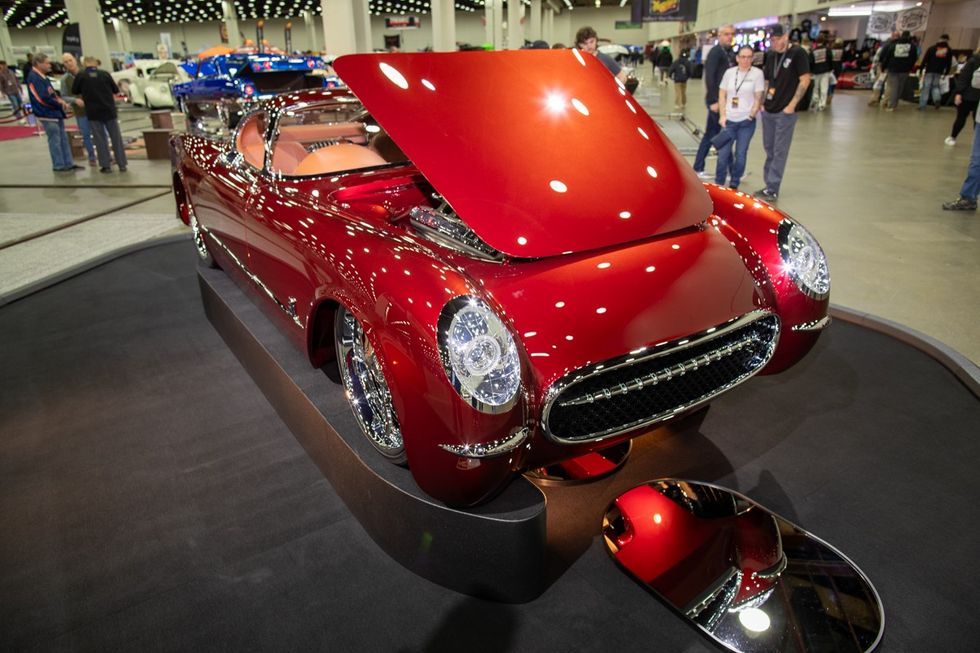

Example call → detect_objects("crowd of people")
667 23 980 210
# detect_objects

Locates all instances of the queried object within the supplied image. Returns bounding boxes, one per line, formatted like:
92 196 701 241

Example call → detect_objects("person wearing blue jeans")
693 24 735 177
919 35 952 110
60 53 96 165
26 53 80 172
715 47 764 189
943 99 980 211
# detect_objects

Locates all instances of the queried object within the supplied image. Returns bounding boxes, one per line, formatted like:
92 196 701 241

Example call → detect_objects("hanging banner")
633 0 699 23
256 20 265 53
284 22 293 53
896 7 929 33
385 16 421 30
867 13 894 35
62 23 82 58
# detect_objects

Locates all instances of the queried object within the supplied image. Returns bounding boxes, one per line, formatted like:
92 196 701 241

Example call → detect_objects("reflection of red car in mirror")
603 481 785 629
171 51 831 507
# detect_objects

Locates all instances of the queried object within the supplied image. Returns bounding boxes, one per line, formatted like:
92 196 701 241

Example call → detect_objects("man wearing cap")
755 23 811 202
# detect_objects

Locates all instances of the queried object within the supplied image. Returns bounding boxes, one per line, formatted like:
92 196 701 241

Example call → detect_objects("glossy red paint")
333 51 712 258
172 55 829 506
605 483 783 611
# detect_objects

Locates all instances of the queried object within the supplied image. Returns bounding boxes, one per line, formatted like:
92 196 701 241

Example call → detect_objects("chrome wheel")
335 307 405 461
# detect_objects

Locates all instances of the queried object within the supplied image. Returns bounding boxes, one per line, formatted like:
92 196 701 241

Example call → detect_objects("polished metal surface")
335 306 405 460
438 427 529 458
542 311 780 444
603 480 884 653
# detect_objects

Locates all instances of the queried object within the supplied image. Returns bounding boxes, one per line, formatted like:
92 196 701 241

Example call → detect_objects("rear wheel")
335 306 406 463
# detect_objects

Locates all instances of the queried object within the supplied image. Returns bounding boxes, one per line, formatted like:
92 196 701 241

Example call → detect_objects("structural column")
507 0 523 49
0 16 15 64
430 0 457 52
111 18 132 53
351 0 372 53
321 0 357 56
528 0 541 42
64 0 112 71
542 6 554 45
303 10 319 51
222 1 240 47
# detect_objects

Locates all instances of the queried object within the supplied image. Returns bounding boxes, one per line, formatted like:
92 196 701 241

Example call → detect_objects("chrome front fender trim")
791 316 831 331
202 226 304 329
438 427 529 458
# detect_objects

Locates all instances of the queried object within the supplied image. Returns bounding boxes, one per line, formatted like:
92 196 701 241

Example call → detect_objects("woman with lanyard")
714 45 764 190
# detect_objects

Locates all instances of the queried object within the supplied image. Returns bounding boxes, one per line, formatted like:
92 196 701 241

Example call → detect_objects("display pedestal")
199 266 547 602
199 265 707 600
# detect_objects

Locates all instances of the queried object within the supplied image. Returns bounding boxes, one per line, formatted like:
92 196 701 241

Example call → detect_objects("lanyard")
733 69 750 94
770 50 788 80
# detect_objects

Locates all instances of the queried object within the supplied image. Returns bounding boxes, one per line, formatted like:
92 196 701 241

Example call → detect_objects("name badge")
767 87 776 99
731 96 740 108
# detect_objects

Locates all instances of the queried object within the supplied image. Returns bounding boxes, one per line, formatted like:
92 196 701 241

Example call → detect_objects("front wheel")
335 306 406 463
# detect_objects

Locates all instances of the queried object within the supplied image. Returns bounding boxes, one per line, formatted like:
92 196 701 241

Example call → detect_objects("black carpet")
1 241 977 652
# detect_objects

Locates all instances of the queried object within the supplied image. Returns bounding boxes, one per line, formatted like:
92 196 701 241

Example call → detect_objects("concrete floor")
0 86 977 363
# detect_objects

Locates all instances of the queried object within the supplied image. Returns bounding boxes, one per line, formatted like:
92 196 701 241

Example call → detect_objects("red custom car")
171 51 830 507
603 481 786 631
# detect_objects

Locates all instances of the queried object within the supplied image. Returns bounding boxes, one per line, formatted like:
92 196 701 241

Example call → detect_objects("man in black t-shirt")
754 24 811 202
72 57 128 172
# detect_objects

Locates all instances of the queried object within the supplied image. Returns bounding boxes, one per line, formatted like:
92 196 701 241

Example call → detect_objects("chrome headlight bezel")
437 295 522 414
777 219 830 300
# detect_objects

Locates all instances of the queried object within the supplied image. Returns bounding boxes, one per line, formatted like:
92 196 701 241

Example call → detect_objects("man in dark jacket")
27 53 79 172
919 34 952 110
72 57 127 172
693 24 735 178
879 31 916 111
809 35 834 111
656 46 673 85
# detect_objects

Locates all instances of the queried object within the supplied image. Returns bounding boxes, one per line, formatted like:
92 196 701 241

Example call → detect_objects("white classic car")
111 60 190 109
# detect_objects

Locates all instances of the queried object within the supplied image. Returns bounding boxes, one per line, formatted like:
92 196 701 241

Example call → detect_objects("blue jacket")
27 69 65 119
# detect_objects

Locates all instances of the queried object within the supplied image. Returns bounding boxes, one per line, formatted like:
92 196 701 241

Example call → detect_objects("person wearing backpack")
669 51 692 110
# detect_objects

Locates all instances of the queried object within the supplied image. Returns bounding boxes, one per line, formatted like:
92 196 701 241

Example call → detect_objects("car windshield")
268 102 407 177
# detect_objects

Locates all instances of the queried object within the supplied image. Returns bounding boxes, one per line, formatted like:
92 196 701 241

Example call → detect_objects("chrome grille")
542 312 780 443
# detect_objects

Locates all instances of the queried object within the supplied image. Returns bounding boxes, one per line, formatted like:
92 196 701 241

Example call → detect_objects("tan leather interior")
292 143 387 177
277 122 367 144
271 141 309 175
236 115 266 169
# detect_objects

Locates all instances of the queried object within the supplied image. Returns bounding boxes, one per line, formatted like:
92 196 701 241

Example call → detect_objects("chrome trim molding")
541 310 780 445
438 427 529 458
203 227 304 329
409 198 503 262
791 315 831 331
558 331 764 408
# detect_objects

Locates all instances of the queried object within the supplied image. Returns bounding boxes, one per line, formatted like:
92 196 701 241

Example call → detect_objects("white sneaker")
696 170 713 180
945 137 956 146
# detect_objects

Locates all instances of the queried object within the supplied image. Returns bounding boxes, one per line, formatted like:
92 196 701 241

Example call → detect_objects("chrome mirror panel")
603 480 883 653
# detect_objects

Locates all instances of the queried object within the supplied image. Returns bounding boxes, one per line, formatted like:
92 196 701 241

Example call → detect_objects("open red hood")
334 51 711 258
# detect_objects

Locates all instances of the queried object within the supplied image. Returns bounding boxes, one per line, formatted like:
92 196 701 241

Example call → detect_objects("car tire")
335 306 407 464
187 206 218 268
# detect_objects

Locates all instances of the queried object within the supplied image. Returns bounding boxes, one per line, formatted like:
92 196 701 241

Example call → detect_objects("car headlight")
777 219 830 299
438 296 521 413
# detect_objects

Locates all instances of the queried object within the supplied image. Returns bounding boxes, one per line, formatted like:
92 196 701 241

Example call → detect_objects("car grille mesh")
544 314 780 442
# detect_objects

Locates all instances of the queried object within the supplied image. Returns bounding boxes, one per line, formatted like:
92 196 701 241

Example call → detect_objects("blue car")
174 54 343 134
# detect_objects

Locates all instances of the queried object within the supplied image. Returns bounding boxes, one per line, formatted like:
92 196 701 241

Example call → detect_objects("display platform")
2 241 979 651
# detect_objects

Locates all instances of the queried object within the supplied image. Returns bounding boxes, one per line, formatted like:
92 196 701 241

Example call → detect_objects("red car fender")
705 184 829 373
304 224 531 506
